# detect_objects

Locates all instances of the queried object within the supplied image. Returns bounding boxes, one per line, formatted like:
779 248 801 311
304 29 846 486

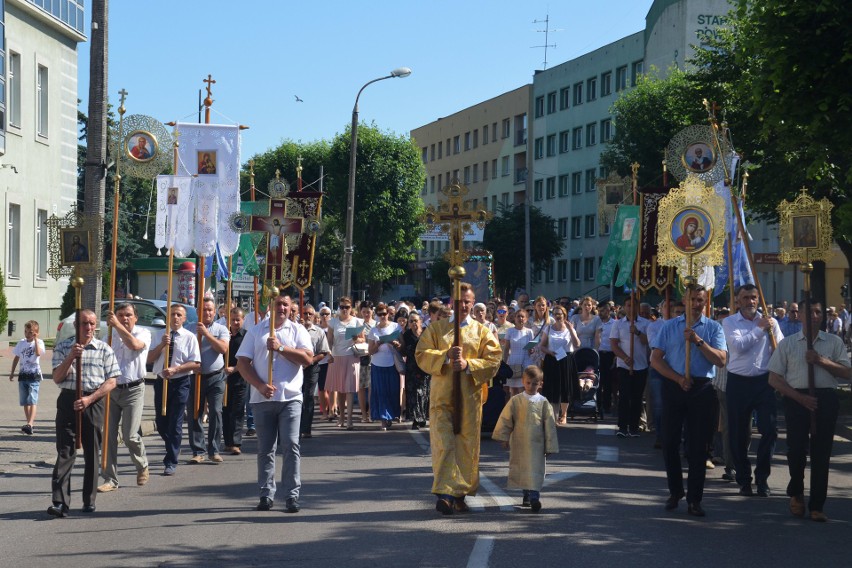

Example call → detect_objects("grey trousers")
253 399 302 501
101 382 148 486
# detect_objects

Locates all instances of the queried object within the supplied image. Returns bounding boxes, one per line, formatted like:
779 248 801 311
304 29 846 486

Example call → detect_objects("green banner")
596 205 640 287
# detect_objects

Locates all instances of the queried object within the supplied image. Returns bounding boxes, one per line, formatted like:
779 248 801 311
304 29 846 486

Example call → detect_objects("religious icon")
683 142 715 173
605 183 625 205
167 186 179 205
792 215 818 249
621 217 636 241
197 150 217 175
126 130 156 163
60 229 92 265
671 207 712 254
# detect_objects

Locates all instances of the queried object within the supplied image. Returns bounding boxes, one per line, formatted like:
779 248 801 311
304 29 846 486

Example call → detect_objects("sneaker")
210 454 224 463
245 428 256 437
628 430 640 438
257 497 273 511
721 469 736 482
705 459 716 470
188 455 206 464
97 483 118 493
21 424 33 435
163 465 176 476
137 467 150 486
616 430 628 438
285 498 301 513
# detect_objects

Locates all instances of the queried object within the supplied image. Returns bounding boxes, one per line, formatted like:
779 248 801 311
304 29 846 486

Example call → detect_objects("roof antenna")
532 14 561 70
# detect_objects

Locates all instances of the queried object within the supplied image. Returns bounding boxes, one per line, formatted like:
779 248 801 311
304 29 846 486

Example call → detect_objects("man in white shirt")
723 284 783 497
98 303 152 493
237 294 313 513
610 297 650 437
148 305 201 476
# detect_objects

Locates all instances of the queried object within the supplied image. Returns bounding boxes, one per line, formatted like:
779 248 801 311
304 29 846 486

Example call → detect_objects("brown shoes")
188 455 205 464
137 467 149 486
97 483 117 493
789 495 805 517
230 447 242 455
211 454 224 463
810 510 828 523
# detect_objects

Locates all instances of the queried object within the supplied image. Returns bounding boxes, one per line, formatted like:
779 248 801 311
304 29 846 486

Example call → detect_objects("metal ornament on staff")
777 187 834 434
656 175 727 381
264 273 280 387
422 182 492 434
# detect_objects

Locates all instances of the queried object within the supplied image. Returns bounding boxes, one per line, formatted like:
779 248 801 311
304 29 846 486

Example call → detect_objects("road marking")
465 494 486 512
543 470 581 487
409 429 430 453
596 423 615 436
596 445 619 462
466 536 495 568
478 472 514 511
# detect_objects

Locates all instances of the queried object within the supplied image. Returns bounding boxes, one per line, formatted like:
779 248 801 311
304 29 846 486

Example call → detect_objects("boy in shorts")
9 320 45 435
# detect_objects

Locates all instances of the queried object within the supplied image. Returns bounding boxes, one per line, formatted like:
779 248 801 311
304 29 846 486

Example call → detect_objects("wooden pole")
249 160 260 325
72 275 84 450
802 256 816 435
629 163 640 374
726 236 736 310
450 269 464 435
266 268 279 386
224 255 233 407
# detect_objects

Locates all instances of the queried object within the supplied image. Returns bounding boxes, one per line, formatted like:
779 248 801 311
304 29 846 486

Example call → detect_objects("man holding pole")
650 285 727 517
768 301 851 522
415 282 502 515
48 310 119 517
723 284 783 497
148 305 201 476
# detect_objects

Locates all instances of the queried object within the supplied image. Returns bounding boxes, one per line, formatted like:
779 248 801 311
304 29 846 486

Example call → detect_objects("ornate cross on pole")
202 74 215 123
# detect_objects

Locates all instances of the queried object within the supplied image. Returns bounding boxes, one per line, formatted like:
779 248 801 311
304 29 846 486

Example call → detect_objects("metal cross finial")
203 74 216 98
118 88 129 115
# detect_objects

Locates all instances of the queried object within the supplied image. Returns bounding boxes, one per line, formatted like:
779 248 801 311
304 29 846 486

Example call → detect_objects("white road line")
543 470 581 487
596 423 615 436
478 472 515 511
465 494 487 512
466 536 495 568
596 445 619 462
409 429 431 453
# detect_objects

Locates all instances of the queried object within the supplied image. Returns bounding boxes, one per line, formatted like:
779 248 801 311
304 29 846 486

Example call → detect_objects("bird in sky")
294 95 304 102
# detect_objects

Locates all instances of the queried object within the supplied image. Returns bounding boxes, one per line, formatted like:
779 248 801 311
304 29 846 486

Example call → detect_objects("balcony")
515 168 528 184
515 129 527 147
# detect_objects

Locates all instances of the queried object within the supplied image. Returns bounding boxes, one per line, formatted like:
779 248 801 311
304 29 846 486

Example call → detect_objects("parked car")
55 299 198 345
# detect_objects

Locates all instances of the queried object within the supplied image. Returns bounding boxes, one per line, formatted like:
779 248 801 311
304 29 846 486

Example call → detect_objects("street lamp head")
390 67 412 78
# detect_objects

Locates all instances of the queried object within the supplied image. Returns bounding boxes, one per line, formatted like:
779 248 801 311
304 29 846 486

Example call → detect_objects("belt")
201 369 224 378
116 379 144 390
160 374 189 381
62 388 96 396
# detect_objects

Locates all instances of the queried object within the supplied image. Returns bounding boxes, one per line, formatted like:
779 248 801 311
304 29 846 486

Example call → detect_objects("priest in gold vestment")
415 283 502 514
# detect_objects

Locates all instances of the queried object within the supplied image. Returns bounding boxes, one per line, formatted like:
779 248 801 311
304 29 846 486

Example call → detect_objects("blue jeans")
189 370 225 457
153 376 191 467
253 400 302 501
648 369 664 437
726 372 777 487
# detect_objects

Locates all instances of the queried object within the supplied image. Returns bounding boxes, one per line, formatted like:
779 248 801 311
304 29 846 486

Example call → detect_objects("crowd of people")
12 284 850 521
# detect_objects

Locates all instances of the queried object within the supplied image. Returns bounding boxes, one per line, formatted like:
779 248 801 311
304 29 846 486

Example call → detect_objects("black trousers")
661 378 715 504
617 367 648 432
784 389 839 512
52 389 103 508
223 374 247 447
300 364 320 435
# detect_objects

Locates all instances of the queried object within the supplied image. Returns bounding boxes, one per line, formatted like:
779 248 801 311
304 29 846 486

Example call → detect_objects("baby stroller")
568 347 603 421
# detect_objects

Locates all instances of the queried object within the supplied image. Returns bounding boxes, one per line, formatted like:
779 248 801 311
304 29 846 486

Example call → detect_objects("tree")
483 204 563 300
326 123 426 299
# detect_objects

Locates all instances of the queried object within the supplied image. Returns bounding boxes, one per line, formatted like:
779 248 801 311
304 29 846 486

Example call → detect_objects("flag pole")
224 255 233 407
629 162 640 375
249 161 260 324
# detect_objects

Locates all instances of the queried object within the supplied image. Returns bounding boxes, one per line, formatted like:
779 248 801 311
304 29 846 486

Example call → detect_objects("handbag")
352 342 369 357
495 360 514 381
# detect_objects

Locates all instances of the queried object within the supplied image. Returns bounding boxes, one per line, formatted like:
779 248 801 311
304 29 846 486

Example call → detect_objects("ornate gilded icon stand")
46 207 104 449
596 171 631 229
778 187 834 430
665 124 731 185
422 181 492 434
656 175 726 380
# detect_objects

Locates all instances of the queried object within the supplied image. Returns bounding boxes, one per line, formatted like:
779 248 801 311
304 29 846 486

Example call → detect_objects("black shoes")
257 497 273 511
522 493 531 508
665 493 684 510
739 484 754 496
47 504 69 518
453 498 470 513
530 499 542 512
81 504 96 513
721 469 736 482
756 484 771 497
435 498 453 515
687 502 706 517
285 498 300 513
245 428 256 437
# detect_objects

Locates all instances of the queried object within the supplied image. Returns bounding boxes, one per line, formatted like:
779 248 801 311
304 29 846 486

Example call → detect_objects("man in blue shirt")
779 303 802 337
651 285 727 517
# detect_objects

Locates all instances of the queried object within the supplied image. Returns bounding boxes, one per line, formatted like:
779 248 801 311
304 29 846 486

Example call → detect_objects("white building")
1 0 86 338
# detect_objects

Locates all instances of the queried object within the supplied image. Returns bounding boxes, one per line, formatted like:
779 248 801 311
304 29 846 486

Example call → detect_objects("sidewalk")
0 344 158 474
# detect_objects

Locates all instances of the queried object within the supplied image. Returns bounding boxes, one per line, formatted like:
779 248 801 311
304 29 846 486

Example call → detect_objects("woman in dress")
399 312 430 430
531 296 554 333
324 297 364 430
570 296 602 350
502 309 534 397
539 305 581 423
357 301 376 423
317 307 334 420
367 303 402 430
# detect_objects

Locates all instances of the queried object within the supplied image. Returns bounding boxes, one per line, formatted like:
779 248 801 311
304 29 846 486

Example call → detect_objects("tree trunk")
836 239 852 308
82 0 108 313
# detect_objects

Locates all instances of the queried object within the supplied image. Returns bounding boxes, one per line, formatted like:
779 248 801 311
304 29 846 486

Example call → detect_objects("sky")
78 1 655 160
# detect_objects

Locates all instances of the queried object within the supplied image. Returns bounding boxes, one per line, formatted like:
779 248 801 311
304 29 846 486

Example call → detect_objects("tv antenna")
532 14 562 70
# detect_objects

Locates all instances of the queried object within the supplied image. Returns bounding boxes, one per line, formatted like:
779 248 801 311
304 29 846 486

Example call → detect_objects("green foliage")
0 267 8 332
60 282 75 320
482 204 563 300
601 68 706 187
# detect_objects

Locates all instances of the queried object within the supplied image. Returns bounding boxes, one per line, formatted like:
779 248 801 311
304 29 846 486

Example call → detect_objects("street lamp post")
342 67 412 299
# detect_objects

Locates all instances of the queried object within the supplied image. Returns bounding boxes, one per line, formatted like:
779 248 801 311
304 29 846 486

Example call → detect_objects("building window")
601 71 612 96
464 166 471 184
483 125 489 145
7 203 21 279
572 172 582 194
546 177 556 199
558 260 568 282
421 147 428 163
438 141 442 159
491 195 497 211
585 168 597 192
632 60 644 86
9 52 21 129
546 261 555 282
473 129 479 148
559 130 570 153
501 156 510 176
482 161 489 180
572 127 582 150
534 137 544 159
37 65 49 137
615 65 627 92
600 166 610 179
453 169 459 181
430 144 436 162
586 123 597 146
492 159 498 179
547 91 557 114
601 119 613 142
534 96 544 118
573 82 583 106
571 216 581 239
558 218 568 239
429 176 435 194
560 87 570 110
585 214 596 237
587 77 597 101
502 118 511 138
584 257 596 281
558 174 569 197
514 114 527 146
473 163 479 183
464 132 471 151
534 179 543 201
492 122 498 142
546 134 556 157
437 173 442 191
501 192 509 207
571 259 581 282
601 221 611 236
453 135 460 154
37 209 48 280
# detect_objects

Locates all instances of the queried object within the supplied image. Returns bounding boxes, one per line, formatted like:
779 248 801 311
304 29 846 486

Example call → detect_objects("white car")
55 299 198 345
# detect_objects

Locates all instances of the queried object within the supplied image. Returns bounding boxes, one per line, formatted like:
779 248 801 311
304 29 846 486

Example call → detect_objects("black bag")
495 360 513 381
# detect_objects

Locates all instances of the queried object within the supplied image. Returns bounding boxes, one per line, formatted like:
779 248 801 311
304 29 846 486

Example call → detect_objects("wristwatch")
277 345 285 353
696 339 705 347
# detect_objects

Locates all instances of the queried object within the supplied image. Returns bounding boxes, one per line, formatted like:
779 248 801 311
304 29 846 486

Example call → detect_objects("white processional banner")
155 175 194 257
175 122 241 257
